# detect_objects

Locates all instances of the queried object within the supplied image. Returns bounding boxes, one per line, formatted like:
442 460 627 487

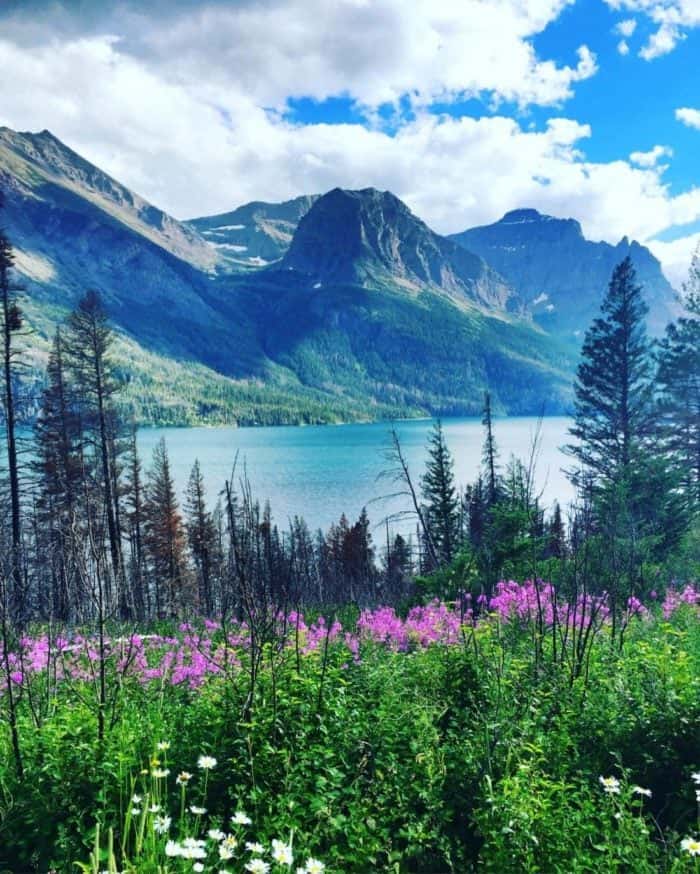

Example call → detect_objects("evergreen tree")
0 228 25 615
345 507 376 603
657 246 700 510
288 515 318 603
465 475 486 549
482 392 501 507
421 420 460 566
382 531 412 601
545 501 566 559
34 330 82 618
64 291 124 591
566 256 687 566
144 438 188 618
565 257 655 487
123 423 145 617
185 459 218 615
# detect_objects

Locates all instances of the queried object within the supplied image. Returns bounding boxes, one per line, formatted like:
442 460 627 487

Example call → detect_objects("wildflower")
165 840 182 857
131 808 141 816
198 754 217 770
148 803 161 814
153 815 171 834
632 786 652 797
305 861 325 874
132 794 142 804
222 835 238 850
272 839 293 866
246 842 265 854
231 811 252 825
152 768 170 779
193 865 204 873
180 838 207 859
244 860 270 874
681 837 700 856
208 829 226 841
692 772 700 784
219 845 234 861
189 804 207 815
599 776 621 794
157 741 171 751
176 771 193 785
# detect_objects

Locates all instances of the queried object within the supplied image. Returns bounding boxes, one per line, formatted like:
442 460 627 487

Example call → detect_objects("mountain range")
0 125 678 425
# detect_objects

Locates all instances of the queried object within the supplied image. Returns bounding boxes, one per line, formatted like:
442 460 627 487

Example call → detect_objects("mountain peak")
187 193 321 269
500 208 547 224
281 187 513 309
449 207 676 336
0 124 216 270
497 208 583 235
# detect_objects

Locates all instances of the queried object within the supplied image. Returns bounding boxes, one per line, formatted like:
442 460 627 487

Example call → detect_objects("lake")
137 416 576 539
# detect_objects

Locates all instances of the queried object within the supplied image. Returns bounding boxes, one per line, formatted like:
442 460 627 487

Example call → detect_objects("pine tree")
123 423 145 617
465 475 486 549
657 247 700 510
482 392 501 507
545 501 566 559
34 330 82 618
565 257 655 487
567 256 687 569
288 515 318 603
64 291 124 591
144 438 188 618
0 228 25 615
185 459 217 615
383 531 412 601
345 507 375 603
421 420 460 566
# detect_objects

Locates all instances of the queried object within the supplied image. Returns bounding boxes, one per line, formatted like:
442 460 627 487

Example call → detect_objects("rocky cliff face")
282 187 514 310
450 208 677 336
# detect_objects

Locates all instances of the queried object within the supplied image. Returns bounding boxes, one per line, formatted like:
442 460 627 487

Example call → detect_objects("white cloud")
629 144 673 166
605 1 700 59
617 38 631 53
0 0 596 111
676 106 700 129
648 233 700 288
615 17 638 35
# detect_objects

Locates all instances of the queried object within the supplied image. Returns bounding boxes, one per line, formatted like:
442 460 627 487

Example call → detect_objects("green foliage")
1 609 699 872
421 420 460 567
414 548 479 601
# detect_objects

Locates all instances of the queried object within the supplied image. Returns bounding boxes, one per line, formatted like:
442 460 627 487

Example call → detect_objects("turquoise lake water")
137 417 576 538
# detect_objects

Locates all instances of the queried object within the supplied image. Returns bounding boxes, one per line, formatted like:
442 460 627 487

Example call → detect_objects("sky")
1 0 700 287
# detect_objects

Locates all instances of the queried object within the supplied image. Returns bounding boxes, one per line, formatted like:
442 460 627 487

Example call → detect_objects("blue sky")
287 0 698 206
1 0 700 284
